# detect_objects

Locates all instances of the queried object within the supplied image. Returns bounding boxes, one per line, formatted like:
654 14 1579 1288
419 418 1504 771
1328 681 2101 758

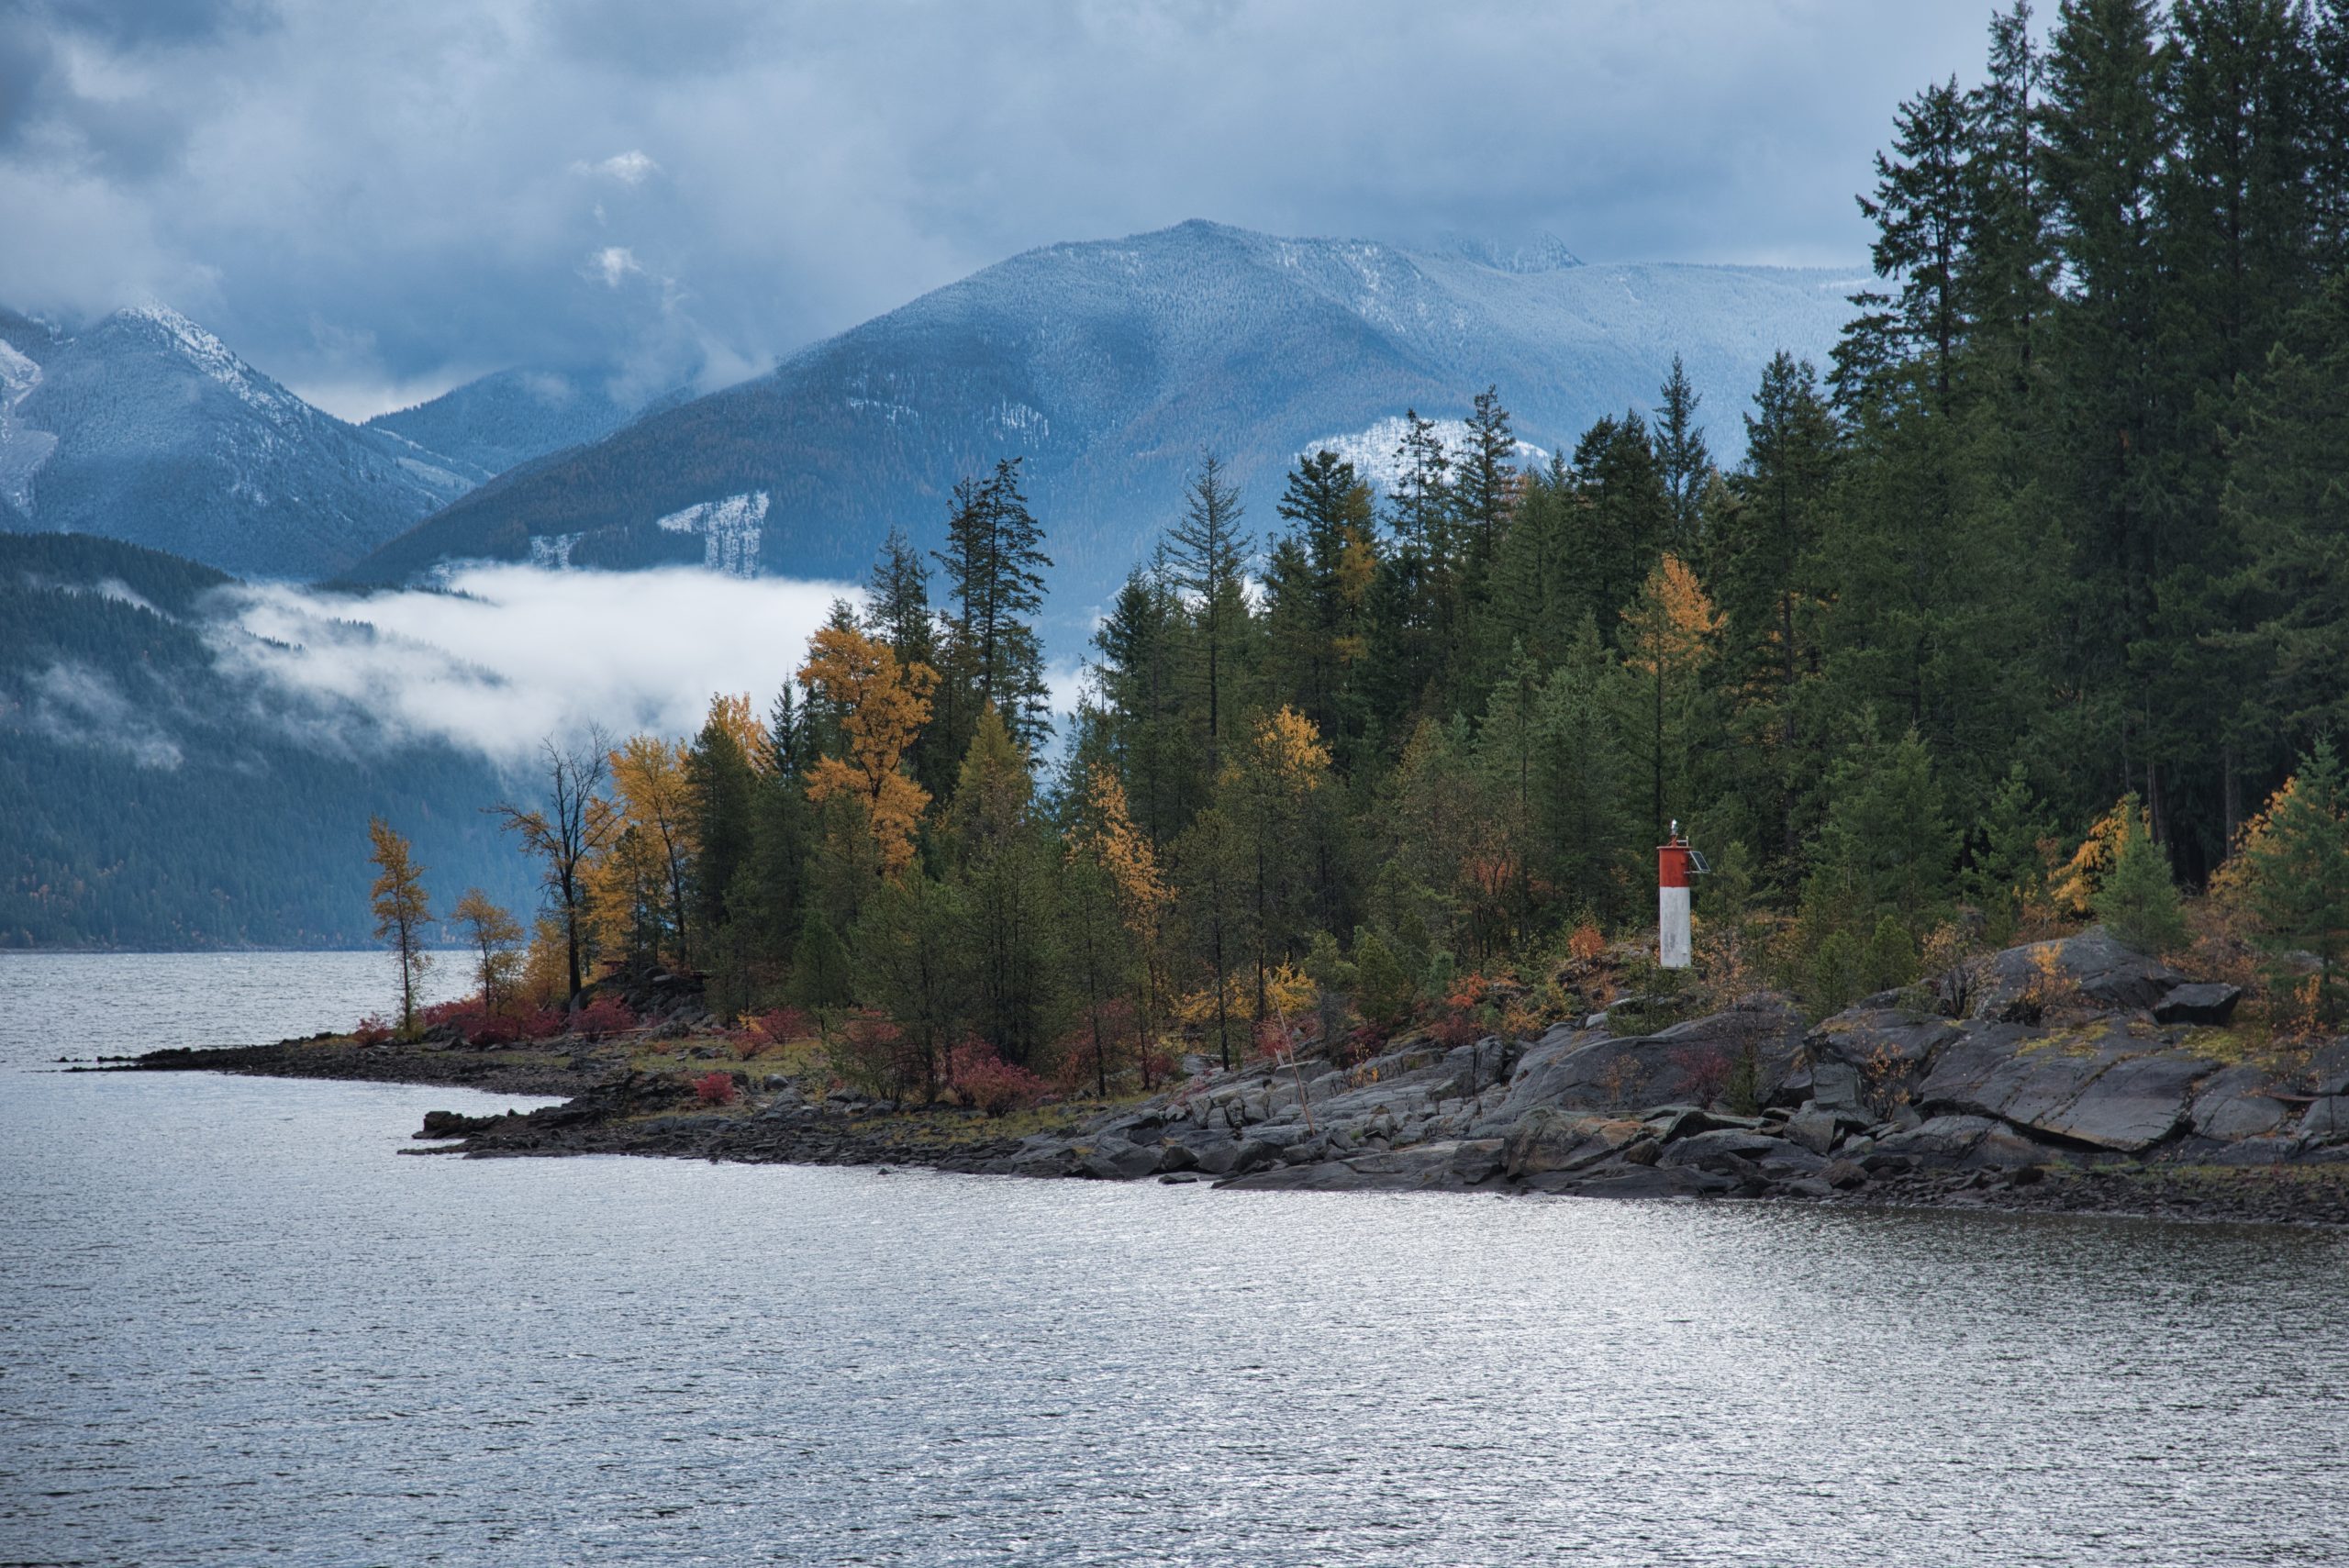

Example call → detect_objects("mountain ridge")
346 219 1861 608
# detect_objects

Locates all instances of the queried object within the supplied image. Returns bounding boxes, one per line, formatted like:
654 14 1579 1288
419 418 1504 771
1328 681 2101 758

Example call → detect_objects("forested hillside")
453 0 2349 1098
0 535 533 947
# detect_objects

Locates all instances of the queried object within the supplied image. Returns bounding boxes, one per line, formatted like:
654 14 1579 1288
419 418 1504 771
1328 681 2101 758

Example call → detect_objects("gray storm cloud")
1 0 1998 418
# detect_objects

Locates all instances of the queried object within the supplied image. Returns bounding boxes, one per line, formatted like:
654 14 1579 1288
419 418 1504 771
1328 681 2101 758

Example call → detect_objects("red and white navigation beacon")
1657 821 1710 969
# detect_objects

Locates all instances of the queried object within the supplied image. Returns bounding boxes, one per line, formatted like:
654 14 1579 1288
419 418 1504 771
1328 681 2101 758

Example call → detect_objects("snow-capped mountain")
0 305 492 580
349 220 1865 609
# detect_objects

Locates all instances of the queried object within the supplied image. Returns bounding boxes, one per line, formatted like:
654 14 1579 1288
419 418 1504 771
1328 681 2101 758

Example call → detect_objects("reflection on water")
2 952 2345 1566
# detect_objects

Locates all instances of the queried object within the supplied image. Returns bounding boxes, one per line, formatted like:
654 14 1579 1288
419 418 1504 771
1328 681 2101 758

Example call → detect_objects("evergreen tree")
2039 0 2174 822
1653 356 1713 550
1712 354 1839 872
686 700 757 940
2224 277 2349 752
1566 413 1673 642
1804 728 1958 933
945 706 1057 1064
1966 762 2056 940
1165 452 1253 776
1454 385 1519 606
1960 2 2055 387
787 908 855 1013
853 871 969 1097
1091 556 1197 848
1841 76 1975 415
1265 450 1376 767
2095 793 2188 952
935 458 1052 756
1537 615 1640 924
2234 740 2349 1024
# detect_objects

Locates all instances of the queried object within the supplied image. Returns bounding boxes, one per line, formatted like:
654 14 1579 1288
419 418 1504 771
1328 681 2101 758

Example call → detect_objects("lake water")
4 951 2347 1566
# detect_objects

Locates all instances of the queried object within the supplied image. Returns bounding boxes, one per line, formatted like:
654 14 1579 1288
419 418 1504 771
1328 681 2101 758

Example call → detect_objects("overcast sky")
2 0 2005 420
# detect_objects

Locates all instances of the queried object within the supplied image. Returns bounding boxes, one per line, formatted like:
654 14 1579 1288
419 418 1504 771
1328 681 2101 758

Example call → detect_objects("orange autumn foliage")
707 691 767 773
797 625 938 878
1620 552 1722 674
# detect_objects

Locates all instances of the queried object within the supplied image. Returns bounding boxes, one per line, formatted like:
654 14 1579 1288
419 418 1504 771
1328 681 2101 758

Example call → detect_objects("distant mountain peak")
109 303 300 418
1432 230 1583 273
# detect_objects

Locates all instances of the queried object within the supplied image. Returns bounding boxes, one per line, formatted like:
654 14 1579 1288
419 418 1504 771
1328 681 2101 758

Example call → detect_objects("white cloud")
588 245 642 287
28 663 184 769
575 150 661 185
208 563 857 766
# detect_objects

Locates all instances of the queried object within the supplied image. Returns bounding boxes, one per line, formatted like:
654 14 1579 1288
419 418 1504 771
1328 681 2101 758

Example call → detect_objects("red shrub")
571 995 639 1038
734 1006 814 1060
946 1038 1048 1117
831 1010 926 1099
1670 1044 1733 1108
1428 1008 1483 1050
1252 1017 1304 1063
513 1005 567 1041
694 1070 739 1106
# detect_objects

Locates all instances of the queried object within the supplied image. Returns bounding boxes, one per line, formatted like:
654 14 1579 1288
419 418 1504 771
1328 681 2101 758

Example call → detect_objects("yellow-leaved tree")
589 733 699 968
366 817 433 1037
798 624 938 878
706 691 769 774
1620 551 1721 844
1222 705 1337 1022
450 888 524 1015
1071 762 1174 1083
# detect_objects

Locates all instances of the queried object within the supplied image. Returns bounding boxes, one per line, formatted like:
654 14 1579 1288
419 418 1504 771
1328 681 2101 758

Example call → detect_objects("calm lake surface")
4 951 2347 1566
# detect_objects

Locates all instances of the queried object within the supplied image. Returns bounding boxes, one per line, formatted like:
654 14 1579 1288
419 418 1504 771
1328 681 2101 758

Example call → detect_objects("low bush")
734 1006 814 1060
947 1038 1048 1117
570 995 639 1038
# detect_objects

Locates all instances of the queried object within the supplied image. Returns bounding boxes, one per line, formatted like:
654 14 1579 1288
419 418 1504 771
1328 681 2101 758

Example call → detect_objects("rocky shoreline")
121 929 2349 1229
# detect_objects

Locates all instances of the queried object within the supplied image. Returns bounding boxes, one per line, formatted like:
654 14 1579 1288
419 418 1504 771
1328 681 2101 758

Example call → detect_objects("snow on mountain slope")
0 306 492 580
342 220 1862 609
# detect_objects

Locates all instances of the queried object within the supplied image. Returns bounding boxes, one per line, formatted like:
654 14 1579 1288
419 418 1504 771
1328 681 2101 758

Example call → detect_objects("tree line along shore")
285 3 2349 1209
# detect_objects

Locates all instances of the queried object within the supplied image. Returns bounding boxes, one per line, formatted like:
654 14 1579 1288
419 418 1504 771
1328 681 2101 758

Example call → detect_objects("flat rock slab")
2189 1064 2294 1141
1219 1139 1506 1194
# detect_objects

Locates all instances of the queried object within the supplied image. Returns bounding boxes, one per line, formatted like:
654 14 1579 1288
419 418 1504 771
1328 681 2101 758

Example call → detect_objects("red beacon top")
1657 825 1710 889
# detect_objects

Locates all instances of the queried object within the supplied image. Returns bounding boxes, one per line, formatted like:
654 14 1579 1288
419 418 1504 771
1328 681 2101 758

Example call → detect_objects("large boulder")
2153 983 2243 1026
1805 1008 1972 1115
1970 928 2187 1020
1497 1001 1803 1120
1500 1108 1647 1179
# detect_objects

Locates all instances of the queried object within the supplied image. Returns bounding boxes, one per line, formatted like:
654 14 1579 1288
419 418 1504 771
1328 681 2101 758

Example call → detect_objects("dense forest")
429 0 2349 1093
0 534 534 948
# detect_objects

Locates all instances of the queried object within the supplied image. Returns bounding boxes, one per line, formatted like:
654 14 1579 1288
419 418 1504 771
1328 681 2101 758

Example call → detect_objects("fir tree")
2095 793 2188 953
934 457 1052 756
1653 355 1712 550
1165 451 1253 775
2235 740 2349 1024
